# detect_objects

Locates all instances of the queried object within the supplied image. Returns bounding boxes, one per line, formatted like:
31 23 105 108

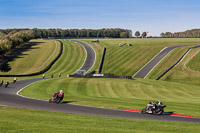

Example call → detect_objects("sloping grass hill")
0 40 86 81
82 38 200 76
159 47 200 86
186 49 200 71
0 39 60 75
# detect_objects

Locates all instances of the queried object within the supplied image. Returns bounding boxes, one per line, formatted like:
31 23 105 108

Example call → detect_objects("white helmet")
60 90 63 93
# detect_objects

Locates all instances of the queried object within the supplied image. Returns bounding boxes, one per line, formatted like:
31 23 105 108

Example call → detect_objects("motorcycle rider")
156 100 163 105
146 102 154 110
51 90 64 103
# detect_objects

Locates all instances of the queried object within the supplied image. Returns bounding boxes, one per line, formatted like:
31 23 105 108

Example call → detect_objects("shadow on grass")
0 42 44 72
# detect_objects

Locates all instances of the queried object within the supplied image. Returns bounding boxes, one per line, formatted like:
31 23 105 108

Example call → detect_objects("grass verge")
0 106 199 133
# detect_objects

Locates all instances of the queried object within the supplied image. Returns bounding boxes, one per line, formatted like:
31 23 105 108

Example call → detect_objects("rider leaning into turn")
52 90 64 102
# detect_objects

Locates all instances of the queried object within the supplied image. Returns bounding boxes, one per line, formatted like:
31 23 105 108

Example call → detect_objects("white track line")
16 79 48 102
86 43 96 73
72 41 96 74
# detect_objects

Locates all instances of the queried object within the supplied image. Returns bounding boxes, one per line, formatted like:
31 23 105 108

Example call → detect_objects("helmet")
60 90 63 93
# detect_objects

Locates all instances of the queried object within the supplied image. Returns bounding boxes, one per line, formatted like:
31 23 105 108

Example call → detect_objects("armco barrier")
97 47 106 74
0 40 63 77
156 45 200 80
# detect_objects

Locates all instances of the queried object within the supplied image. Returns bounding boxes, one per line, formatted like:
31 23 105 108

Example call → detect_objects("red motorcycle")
49 90 64 103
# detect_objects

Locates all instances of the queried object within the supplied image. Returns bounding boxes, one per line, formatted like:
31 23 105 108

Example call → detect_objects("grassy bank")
0 106 199 133
0 39 60 75
20 78 200 117
159 47 200 86
0 40 86 81
84 38 200 76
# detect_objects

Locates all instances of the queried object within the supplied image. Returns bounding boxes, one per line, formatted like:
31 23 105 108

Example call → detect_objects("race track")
0 42 199 123
133 45 195 78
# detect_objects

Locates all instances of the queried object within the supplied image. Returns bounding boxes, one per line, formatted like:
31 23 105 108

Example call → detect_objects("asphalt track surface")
0 42 199 123
133 45 195 78
73 40 96 72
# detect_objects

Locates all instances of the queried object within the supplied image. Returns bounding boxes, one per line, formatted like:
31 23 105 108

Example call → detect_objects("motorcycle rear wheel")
141 108 146 114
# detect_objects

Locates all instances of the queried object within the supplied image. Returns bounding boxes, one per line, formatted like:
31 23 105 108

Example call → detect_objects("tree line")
160 29 200 38
0 30 33 55
0 28 132 56
0 28 132 39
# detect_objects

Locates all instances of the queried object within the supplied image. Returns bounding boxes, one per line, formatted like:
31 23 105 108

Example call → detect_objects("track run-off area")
0 40 199 123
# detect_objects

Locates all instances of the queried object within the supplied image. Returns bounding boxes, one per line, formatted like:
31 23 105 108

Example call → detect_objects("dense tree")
141 32 147 38
135 31 140 38
120 32 129 38
160 29 200 38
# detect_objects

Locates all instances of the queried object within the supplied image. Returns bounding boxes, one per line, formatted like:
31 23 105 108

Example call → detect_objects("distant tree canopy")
142 32 147 38
0 28 132 55
160 29 200 38
0 30 34 55
135 31 140 38
33 28 132 38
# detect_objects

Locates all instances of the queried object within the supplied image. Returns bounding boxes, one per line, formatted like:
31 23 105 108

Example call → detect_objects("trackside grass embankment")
0 40 86 81
0 106 199 133
158 47 200 86
146 47 190 79
80 38 200 76
186 49 200 71
20 78 200 117
0 39 60 75
42 40 86 77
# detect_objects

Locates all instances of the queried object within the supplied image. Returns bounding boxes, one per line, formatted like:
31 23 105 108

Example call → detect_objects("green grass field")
42 40 86 77
186 49 200 71
20 77 200 117
0 39 60 75
0 40 86 81
146 47 190 79
0 106 199 133
81 38 200 76
154 47 200 86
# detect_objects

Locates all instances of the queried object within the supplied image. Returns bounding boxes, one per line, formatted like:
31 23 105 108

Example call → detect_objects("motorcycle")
49 92 64 103
141 102 166 115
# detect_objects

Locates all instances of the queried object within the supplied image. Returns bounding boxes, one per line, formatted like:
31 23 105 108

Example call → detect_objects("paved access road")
133 45 194 78
0 42 199 123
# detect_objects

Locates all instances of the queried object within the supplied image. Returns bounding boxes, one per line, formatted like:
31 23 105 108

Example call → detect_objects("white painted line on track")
16 79 48 102
72 41 96 74
86 43 96 73
71 41 88 74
